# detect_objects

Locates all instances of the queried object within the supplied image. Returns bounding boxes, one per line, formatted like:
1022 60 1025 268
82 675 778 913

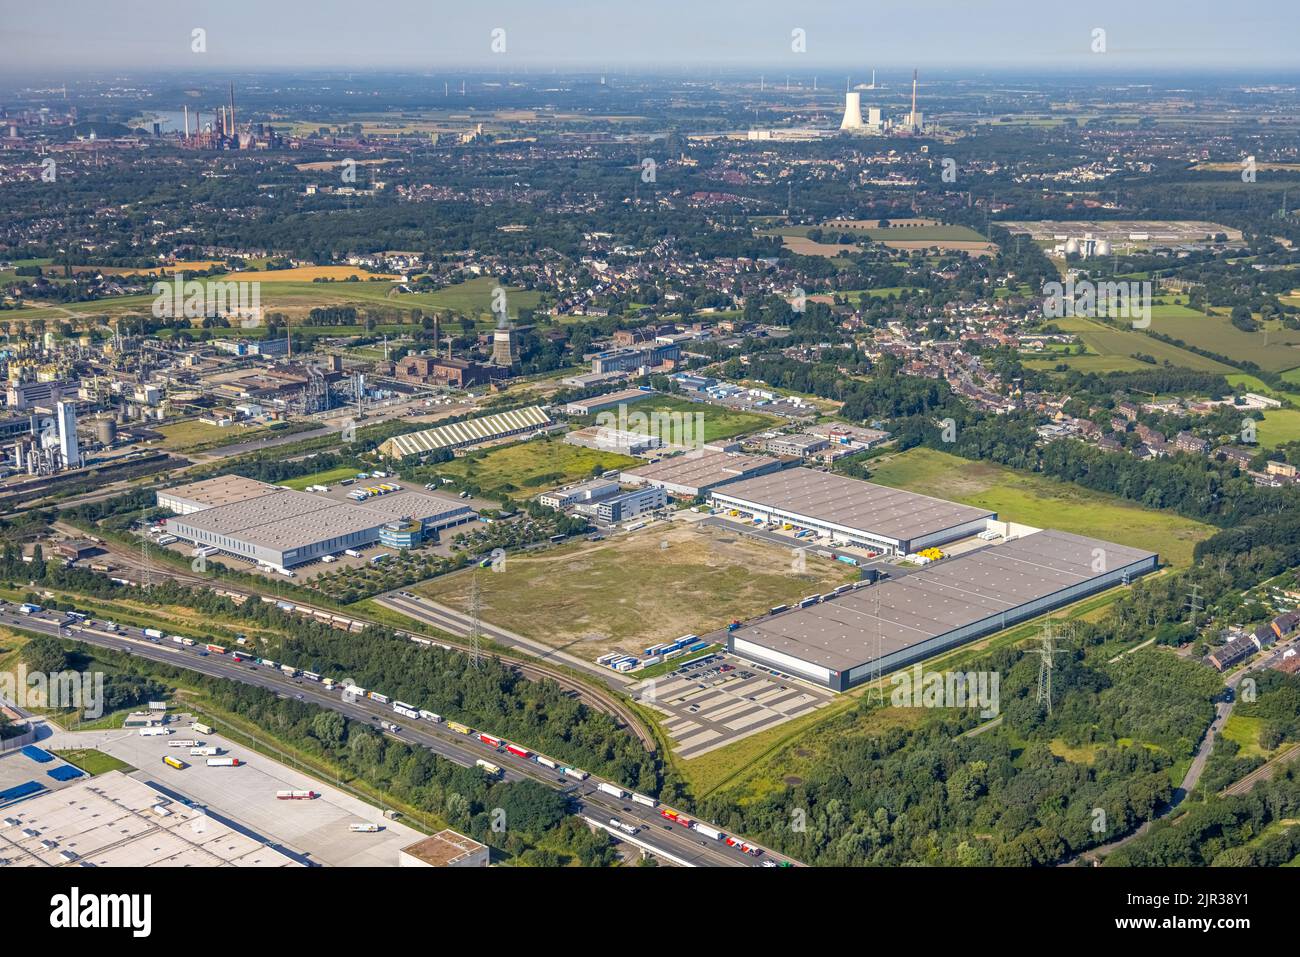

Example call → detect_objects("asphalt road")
1068 632 1300 865
0 604 792 868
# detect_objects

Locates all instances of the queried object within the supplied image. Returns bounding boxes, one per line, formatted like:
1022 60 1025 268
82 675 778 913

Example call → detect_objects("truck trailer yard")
37 723 425 866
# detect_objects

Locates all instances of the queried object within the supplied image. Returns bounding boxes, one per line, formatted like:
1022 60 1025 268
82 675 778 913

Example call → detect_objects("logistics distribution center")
709 468 995 556
729 529 1157 691
158 475 475 570
704 468 1157 691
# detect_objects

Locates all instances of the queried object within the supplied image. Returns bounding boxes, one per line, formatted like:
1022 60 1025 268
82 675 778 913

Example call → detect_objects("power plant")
839 70 921 135
840 91 864 130
906 69 924 133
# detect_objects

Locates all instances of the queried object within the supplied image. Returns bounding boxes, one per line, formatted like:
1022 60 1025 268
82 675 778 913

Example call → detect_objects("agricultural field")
1034 316 1234 374
431 436 638 497
414 522 854 658
2 275 541 325
1149 313 1300 374
866 447 1215 568
590 395 779 444
228 265 399 282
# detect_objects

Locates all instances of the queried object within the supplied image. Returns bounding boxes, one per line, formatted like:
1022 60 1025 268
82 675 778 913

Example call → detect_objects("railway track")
1220 742 1300 797
76 538 658 752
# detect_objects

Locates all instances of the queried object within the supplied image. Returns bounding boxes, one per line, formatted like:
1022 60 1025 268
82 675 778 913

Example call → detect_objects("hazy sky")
2 0 1296 75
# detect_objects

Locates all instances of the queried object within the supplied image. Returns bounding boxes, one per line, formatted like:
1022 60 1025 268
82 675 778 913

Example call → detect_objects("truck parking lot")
39 720 425 866
630 653 834 759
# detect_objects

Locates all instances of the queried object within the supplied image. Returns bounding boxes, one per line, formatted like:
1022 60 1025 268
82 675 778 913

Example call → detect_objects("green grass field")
434 436 638 497
52 749 134 776
866 447 1215 567
3 275 542 325
1150 314 1300 374
1224 374 1300 402
1257 409 1300 447
1219 714 1282 760
280 466 364 490
591 395 779 443
1037 316 1234 374
154 419 273 452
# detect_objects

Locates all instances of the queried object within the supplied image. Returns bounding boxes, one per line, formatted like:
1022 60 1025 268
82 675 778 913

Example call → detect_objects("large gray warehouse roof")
736 530 1156 674
159 474 276 509
169 487 470 554
622 450 783 493
712 468 994 545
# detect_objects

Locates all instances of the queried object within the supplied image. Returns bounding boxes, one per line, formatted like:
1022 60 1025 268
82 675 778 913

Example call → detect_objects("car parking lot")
629 653 834 759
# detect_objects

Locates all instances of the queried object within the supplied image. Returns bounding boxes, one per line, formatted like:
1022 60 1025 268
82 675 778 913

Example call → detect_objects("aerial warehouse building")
729 529 1157 691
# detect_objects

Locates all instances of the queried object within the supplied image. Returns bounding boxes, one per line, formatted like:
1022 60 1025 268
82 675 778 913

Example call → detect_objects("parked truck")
693 823 725 841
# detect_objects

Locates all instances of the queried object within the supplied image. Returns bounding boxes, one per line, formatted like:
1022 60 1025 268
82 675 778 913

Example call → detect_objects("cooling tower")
840 91 864 130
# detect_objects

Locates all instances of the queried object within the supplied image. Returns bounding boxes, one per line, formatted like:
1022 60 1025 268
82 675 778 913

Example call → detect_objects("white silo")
1095 238 1112 257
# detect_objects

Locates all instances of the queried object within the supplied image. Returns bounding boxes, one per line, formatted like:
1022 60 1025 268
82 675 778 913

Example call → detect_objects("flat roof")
400 829 486 866
567 388 656 409
622 450 783 492
168 487 472 554
735 530 1156 674
0 771 300 867
712 468 994 545
160 474 276 508
767 434 828 448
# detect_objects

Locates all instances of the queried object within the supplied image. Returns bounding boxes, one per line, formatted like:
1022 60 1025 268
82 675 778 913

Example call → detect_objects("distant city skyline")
3 0 1297 76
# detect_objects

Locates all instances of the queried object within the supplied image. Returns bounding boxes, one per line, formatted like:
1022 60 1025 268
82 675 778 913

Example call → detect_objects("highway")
0 604 794 868
64 533 658 751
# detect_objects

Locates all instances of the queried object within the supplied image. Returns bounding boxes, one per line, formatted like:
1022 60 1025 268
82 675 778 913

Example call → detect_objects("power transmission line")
1031 621 1070 713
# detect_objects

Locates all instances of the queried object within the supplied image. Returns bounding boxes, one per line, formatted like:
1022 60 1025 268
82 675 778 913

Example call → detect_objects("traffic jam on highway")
1 599 792 867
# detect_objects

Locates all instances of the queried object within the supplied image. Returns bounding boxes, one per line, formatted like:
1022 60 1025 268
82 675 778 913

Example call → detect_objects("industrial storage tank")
95 419 117 446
